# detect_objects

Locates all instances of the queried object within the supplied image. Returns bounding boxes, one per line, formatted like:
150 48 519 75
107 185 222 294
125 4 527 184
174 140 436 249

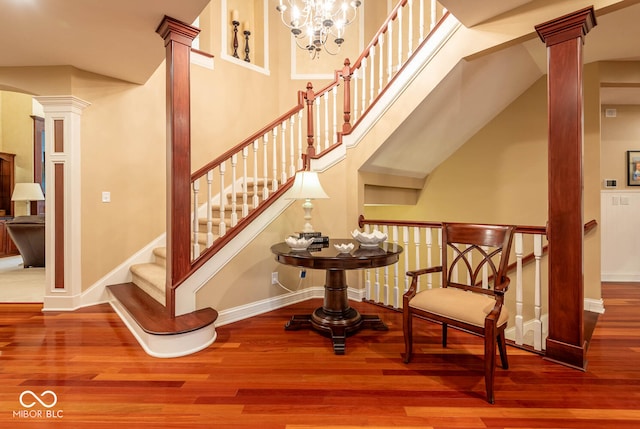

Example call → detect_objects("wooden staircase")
107 179 268 357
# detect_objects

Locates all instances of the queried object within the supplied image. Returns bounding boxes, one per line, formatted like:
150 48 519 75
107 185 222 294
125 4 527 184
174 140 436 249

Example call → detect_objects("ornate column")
156 16 200 317
34 96 90 310
535 7 596 370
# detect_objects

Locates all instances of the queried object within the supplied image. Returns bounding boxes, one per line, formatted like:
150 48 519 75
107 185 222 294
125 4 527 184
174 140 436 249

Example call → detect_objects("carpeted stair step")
130 262 165 306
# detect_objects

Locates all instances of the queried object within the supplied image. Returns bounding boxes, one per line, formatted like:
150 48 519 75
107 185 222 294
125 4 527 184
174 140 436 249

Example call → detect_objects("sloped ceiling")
360 0 640 179
0 0 209 84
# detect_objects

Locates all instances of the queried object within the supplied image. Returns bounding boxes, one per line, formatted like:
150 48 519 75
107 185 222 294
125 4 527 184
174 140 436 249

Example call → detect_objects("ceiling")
0 0 208 84
359 0 640 179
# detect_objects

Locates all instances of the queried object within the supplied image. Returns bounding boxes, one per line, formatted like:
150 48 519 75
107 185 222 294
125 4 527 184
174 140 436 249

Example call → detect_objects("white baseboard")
602 273 640 282
216 286 366 327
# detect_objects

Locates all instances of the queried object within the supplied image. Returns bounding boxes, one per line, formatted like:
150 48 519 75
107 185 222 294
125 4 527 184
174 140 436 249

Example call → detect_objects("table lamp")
287 170 329 233
11 183 45 216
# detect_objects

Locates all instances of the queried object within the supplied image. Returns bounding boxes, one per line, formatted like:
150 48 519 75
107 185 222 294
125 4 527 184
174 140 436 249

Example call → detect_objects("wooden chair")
403 222 516 403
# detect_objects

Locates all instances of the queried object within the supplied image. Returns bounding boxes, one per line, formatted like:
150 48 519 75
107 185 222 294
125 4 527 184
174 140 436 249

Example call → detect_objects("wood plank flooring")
1 282 639 428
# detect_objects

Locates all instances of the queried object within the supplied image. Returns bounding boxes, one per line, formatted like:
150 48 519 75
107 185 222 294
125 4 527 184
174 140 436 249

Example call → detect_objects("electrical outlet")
271 272 279 285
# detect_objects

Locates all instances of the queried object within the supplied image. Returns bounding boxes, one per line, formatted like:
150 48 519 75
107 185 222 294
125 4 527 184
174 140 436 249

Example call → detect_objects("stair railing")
358 215 597 352
171 1 448 305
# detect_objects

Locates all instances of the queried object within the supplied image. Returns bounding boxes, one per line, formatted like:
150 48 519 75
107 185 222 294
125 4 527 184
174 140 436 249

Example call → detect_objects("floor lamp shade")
287 171 329 233
11 183 45 216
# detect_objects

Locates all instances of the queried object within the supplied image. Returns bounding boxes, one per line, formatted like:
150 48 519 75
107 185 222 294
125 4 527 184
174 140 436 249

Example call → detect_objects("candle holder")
243 30 251 63
232 20 240 58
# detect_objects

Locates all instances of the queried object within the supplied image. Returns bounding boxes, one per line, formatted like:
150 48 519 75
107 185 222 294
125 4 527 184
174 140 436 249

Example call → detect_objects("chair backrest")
440 223 516 297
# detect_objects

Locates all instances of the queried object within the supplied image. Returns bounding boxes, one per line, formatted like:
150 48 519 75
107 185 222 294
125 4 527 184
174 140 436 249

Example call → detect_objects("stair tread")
107 283 218 335
130 263 165 290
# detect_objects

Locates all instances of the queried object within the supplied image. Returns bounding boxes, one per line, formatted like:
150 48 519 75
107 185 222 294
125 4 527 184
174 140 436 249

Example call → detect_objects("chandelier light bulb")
276 0 360 59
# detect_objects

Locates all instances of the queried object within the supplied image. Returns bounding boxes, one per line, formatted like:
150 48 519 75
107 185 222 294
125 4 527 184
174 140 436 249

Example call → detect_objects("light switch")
102 191 111 203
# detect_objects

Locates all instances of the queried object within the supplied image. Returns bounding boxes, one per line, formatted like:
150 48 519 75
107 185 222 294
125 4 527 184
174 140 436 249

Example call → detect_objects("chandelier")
276 0 362 59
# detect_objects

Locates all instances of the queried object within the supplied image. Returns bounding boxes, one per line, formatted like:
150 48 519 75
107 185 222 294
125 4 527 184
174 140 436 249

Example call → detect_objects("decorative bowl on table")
351 229 387 248
285 236 315 251
334 242 355 254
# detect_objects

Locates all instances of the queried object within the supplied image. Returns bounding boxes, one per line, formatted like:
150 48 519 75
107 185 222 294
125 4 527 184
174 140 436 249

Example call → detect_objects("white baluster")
262 134 269 200
297 110 304 170
436 227 443 287
252 140 260 208
230 154 238 227
397 6 403 68
242 147 249 217
534 234 544 351
515 233 524 346
352 69 359 123
381 224 390 306
315 97 321 153
403 226 410 294
361 58 367 117
425 227 433 290
369 48 375 106
280 122 287 185
323 91 330 150
407 0 414 57
331 86 337 148
289 116 296 178
271 129 278 192
218 162 226 236
430 0 436 31
387 20 393 85
413 227 421 294
192 179 200 258
378 34 384 95
420 0 426 42
206 170 214 247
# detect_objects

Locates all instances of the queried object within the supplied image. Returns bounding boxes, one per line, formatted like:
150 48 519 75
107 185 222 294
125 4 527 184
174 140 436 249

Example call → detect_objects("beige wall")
363 62 603 302
0 91 34 216
601 104 640 188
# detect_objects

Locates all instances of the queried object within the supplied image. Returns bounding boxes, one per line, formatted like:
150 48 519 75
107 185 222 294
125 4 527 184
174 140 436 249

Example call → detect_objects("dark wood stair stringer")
107 283 218 336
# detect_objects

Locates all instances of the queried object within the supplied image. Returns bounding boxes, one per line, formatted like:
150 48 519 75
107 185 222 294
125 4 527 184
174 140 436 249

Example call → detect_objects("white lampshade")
287 171 329 233
11 183 45 202
287 171 329 200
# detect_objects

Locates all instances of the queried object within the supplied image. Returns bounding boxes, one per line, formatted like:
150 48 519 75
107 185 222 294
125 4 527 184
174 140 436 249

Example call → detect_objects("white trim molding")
34 95 90 312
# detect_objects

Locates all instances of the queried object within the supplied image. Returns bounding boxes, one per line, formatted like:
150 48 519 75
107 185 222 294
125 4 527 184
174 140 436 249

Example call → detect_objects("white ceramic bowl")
351 229 387 248
334 242 355 253
285 236 315 251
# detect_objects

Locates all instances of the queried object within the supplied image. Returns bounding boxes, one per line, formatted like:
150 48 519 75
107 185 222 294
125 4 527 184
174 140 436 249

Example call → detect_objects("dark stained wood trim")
156 16 200 317
107 283 217 335
54 119 64 152
535 6 596 370
54 163 64 289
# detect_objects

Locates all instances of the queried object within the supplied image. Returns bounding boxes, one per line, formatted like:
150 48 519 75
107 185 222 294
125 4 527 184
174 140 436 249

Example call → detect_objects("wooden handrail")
359 214 598 278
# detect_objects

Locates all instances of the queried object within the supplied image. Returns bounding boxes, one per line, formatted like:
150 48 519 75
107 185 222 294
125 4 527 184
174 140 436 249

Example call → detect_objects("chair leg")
484 324 497 404
442 323 448 347
403 310 413 363
497 328 509 369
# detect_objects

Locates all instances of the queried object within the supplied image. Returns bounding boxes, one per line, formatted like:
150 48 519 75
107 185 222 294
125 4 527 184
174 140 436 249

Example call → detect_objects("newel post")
535 7 596 370
156 16 200 317
341 58 352 133
304 82 316 170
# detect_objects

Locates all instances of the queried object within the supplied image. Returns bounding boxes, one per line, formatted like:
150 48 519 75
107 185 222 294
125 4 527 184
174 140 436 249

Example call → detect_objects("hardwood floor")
1 282 639 428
